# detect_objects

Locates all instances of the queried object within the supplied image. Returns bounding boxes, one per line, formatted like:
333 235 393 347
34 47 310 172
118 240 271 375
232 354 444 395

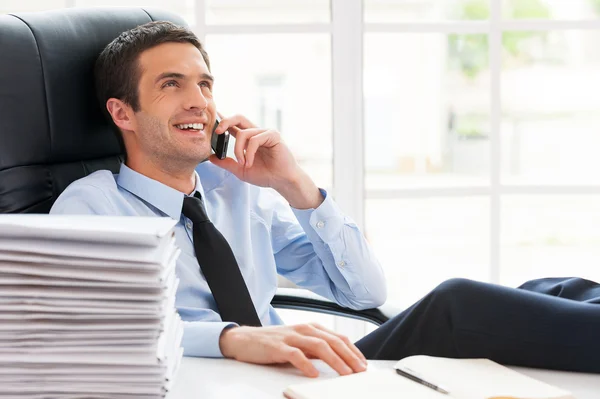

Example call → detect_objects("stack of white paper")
0 215 184 399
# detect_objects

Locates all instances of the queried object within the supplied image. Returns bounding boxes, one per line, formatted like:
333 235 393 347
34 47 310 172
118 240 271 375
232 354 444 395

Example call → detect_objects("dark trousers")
355 277 600 373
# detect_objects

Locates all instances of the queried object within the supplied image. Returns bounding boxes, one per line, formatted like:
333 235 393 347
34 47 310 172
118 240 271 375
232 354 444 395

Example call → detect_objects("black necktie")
182 192 262 327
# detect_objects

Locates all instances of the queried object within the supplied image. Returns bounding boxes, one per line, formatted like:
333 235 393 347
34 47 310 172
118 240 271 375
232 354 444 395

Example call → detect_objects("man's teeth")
176 123 204 130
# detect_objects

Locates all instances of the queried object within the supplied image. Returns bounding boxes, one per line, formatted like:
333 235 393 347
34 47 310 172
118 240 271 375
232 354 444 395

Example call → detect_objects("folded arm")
273 189 387 310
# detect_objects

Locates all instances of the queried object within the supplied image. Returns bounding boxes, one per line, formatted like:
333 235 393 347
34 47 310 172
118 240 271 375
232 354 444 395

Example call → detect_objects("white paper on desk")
0 296 168 311
0 250 170 271
0 260 177 290
0 344 159 354
0 319 163 331
0 215 176 247
156 310 181 359
0 234 177 264
0 275 162 289
0 330 159 341
0 285 167 301
1 351 164 366
0 373 164 383
0 277 178 317
0 253 177 285
156 311 184 387
284 369 443 399
0 364 165 375
165 347 183 390
0 383 165 395
0 304 161 316
397 356 574 399
0 263 161 284
0 246 179 279
0 395 164 399
2 338 157 348
0 312 163 321
0 274 178 310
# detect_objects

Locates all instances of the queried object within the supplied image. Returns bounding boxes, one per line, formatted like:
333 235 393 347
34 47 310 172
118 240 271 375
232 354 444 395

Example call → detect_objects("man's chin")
163 149 211 169
189 150 213 165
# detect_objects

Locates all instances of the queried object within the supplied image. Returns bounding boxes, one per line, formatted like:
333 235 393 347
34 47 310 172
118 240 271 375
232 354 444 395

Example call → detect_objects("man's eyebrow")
200 73 214 82
155 72 185 84
154 72 214 84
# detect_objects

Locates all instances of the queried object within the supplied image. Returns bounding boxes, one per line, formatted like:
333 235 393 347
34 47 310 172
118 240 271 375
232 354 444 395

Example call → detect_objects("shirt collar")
116 163 205 221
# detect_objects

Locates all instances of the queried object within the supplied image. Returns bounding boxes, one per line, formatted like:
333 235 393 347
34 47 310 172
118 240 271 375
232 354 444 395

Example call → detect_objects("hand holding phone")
211 115 229 160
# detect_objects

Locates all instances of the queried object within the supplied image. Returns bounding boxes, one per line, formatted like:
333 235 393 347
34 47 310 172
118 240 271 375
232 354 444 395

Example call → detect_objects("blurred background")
5 0 600 340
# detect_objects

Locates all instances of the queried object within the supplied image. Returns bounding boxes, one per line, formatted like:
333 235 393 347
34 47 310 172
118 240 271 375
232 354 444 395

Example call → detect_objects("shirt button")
186 220 193 229
316 221 325 229
337 260 346 268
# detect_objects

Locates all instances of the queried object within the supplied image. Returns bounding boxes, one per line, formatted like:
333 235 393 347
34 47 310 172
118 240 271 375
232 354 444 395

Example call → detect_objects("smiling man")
50 21 600 377
52 21 381 377
96 33 216 194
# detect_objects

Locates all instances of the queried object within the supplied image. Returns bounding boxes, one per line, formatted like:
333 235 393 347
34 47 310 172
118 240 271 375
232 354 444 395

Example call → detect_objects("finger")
310 323 368 365
305 326 366 373
212 114 225 136
244 130 280 168
234 128 267 166
289 335 353 376
215 114 257 134
209 155 243 178
274 345 319 378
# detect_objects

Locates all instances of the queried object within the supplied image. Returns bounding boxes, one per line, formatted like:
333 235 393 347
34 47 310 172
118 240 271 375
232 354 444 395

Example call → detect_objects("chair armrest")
271 288 402 326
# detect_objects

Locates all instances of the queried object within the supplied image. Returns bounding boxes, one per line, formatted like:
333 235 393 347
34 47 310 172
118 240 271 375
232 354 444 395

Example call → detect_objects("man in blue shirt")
51 21 600 376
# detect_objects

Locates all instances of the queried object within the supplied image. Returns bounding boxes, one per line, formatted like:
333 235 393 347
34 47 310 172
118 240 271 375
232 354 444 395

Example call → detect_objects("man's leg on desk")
355 277 600 373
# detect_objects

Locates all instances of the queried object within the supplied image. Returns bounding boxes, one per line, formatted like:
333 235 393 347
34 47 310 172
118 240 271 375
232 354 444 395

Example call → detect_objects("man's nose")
183 85 208 111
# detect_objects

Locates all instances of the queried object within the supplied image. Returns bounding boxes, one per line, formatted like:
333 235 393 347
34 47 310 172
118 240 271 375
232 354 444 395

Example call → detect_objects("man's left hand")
209 114 324 209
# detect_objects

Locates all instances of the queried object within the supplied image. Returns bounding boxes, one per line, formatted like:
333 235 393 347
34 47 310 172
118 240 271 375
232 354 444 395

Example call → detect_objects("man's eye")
163 80 178 88
199 81 212 89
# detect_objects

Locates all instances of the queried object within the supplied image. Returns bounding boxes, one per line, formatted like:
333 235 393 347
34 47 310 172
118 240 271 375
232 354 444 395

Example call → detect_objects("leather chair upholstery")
0 7 185 213
0 7 395 325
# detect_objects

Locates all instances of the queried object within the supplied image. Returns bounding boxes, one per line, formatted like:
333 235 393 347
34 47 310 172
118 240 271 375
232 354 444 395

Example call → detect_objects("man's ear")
106 98 135 132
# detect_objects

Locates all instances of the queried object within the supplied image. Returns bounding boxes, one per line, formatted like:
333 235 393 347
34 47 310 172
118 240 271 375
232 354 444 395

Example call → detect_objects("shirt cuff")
292 188 348 242
181 321 238 358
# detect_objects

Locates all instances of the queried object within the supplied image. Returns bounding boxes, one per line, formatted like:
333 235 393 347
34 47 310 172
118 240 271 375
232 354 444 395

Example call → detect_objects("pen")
395 366 450 395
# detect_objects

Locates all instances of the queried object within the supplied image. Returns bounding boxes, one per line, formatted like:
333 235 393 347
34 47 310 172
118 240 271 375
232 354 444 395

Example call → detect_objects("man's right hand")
219 323 368 378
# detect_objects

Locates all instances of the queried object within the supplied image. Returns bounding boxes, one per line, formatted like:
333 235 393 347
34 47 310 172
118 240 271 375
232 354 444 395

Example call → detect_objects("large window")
6 1 600 337
361 0 600 312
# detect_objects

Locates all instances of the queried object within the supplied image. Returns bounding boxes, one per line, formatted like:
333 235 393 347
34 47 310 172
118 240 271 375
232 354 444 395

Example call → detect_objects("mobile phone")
211 115 229 160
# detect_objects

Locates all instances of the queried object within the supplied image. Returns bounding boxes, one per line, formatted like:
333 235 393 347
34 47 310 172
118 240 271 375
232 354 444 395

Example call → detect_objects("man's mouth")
174 123 204 132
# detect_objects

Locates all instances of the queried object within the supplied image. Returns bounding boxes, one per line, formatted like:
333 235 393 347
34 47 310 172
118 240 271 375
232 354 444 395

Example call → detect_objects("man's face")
131 42 216 168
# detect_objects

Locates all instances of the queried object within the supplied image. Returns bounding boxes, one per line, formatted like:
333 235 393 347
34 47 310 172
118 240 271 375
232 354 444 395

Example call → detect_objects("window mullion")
195 0 207 44
331 0 366 338
490 0 502 284
331 0 364 229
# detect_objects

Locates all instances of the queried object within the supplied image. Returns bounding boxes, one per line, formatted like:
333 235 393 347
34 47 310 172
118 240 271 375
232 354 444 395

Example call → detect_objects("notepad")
284 355 574 399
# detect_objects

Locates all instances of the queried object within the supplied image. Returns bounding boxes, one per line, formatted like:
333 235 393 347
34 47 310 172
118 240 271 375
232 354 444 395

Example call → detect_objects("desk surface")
169 357 600 398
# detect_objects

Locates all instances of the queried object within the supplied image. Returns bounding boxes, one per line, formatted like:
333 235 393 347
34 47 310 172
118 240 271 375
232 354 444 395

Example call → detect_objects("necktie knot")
182 193 209 224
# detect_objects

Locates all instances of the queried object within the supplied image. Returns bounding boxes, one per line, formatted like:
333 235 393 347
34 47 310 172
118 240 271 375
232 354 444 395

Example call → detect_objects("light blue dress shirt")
50 162 387 357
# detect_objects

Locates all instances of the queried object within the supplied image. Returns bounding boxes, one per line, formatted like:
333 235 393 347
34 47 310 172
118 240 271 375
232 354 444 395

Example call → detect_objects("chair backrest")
0 7 187 213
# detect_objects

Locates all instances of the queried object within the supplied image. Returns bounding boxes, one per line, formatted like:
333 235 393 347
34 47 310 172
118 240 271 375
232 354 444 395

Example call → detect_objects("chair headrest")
0 7 187 213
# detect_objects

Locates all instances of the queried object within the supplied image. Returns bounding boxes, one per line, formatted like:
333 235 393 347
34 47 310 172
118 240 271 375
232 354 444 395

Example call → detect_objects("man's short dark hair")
94 21 209 154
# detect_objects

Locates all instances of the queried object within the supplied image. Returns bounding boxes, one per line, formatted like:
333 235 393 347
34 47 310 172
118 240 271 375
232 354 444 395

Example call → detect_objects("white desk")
169 357 600 398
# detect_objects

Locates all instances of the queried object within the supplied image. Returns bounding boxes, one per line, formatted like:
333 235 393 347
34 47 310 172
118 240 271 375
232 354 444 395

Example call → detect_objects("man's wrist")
219 325 238 358
276 170 324 210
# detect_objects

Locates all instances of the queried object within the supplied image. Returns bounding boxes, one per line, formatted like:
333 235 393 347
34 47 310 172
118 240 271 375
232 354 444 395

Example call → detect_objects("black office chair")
0 7 399 327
